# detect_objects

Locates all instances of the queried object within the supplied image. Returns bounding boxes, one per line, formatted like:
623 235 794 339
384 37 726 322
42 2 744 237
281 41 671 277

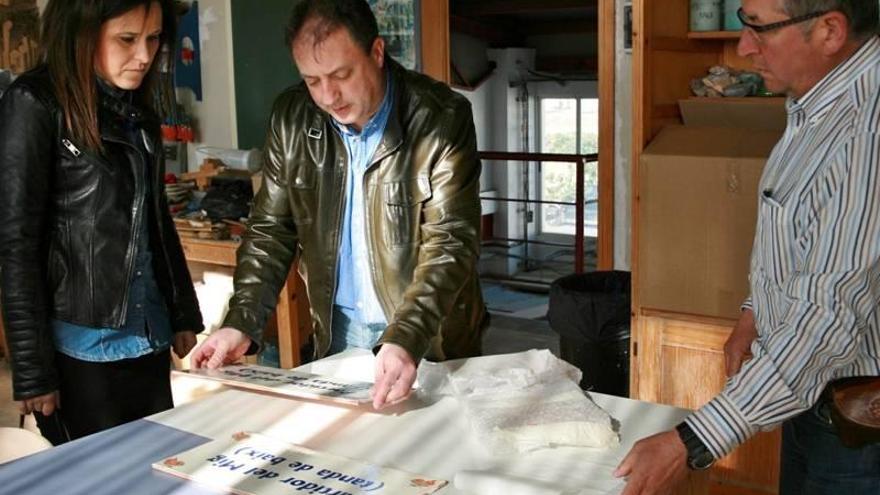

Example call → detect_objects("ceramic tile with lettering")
177 364 374 405
153 432 448 495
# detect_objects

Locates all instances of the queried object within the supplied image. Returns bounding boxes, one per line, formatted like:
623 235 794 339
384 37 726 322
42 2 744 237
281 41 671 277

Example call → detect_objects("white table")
0 350 707 495
153 349 707 495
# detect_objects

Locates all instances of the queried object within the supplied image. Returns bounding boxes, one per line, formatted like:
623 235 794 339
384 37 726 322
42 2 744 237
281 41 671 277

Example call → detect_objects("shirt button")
135 303 143 309
136 270 143 277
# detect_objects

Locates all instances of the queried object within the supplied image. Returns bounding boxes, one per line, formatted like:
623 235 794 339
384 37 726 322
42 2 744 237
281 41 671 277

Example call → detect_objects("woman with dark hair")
0 0 203 444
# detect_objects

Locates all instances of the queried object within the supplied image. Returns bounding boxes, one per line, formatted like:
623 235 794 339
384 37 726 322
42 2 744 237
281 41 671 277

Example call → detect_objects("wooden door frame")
598 0 616 270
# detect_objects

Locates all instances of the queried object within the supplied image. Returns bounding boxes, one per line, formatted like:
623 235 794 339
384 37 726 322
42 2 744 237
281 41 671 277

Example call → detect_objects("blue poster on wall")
176 1 203 101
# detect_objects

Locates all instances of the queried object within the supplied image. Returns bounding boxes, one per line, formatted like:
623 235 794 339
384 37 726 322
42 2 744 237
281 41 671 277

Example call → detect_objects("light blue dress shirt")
331 72 394 337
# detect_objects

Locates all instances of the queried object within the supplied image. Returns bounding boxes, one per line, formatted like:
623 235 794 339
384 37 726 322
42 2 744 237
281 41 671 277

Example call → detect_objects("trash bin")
548 271 631 396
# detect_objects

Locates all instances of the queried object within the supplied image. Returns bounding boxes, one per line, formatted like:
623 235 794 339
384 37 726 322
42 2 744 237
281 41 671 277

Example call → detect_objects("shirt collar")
96 77 132 102
332 69 393 137
787 35 880 118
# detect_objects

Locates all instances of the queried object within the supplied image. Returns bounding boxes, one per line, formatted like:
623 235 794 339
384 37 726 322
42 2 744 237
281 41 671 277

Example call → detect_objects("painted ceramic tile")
177 365 373 405
153 432 448 495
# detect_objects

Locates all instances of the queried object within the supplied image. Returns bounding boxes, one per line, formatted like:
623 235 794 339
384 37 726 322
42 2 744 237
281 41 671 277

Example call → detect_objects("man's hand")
172 331 197 359
724 308 757 377
190 327 252 369
614 430 689 495
18 390 60 416
371 343 416 410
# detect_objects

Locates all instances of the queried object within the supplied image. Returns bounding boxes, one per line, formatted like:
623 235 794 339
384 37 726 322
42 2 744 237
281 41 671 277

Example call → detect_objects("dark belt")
823 376 880 448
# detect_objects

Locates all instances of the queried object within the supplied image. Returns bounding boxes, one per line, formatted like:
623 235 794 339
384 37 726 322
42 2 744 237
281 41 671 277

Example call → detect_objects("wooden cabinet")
631 1 781 493
634 313 780 494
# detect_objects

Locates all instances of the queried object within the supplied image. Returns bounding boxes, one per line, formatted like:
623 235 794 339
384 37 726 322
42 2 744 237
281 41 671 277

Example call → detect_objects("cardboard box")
679 97 787 131
638 125 782 319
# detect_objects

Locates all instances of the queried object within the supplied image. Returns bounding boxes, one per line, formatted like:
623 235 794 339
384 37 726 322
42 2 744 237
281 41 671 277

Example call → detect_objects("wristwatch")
675 422 716 470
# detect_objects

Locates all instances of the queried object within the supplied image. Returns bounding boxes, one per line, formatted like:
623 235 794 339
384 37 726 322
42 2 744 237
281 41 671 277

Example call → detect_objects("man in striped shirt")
615 1 880 494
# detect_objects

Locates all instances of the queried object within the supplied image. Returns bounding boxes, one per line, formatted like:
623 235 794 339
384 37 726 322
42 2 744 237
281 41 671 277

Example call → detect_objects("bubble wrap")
418 350 620 455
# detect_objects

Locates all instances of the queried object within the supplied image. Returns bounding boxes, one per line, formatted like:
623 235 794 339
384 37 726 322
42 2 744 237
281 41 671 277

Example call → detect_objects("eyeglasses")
736 7 830 33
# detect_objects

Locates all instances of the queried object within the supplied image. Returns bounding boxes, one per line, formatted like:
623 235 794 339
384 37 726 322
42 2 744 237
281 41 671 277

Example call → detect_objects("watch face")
689 450 715 470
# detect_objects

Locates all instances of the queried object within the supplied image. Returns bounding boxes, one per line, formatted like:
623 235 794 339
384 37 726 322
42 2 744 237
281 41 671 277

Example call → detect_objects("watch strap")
675 422 715 470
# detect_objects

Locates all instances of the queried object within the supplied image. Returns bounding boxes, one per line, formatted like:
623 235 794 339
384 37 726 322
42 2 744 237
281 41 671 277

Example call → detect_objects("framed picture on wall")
368 0 420 71
624 2 633 53
0 0 40 74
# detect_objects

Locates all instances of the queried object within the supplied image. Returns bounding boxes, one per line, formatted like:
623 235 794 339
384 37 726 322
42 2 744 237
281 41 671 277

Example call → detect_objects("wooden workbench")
180 237 311 369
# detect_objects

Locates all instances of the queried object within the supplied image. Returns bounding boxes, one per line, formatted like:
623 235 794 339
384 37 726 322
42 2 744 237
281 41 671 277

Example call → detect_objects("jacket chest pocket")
288 164 317 225
382 177 432 247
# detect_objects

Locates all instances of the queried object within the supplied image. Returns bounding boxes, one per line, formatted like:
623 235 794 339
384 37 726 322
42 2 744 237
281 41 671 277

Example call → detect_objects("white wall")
178 0 237 171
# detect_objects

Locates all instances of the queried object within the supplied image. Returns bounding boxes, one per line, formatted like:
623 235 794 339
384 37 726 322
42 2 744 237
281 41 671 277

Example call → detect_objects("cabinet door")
633 314 781 494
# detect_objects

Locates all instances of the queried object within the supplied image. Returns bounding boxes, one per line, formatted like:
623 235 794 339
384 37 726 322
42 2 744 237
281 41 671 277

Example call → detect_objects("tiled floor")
0 309 558 435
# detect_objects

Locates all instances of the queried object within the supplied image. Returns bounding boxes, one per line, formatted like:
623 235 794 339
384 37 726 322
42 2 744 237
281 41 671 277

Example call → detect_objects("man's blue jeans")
780 394 880 494
328 305 385 355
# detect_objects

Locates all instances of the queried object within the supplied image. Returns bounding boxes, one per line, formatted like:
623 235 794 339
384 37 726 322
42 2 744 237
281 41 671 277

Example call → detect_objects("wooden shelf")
687 30 742 40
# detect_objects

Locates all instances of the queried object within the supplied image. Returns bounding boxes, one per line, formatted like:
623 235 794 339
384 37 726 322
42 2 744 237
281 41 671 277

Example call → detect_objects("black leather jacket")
0 66 203 400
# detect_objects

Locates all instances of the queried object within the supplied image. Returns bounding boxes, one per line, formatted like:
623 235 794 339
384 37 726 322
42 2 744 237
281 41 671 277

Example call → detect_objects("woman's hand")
18 391 61 416
172 331 198 359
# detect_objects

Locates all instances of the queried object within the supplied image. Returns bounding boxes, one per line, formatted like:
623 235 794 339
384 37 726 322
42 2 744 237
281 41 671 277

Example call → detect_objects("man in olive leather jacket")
191 0 487 409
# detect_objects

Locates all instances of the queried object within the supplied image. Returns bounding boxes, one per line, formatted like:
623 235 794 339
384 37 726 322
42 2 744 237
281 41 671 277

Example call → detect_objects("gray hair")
781 0 879 39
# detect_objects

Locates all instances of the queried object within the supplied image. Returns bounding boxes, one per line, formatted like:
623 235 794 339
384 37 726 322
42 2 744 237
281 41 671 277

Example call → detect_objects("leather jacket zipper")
362 140 401 322
147 131 179 307
326 131 349 354
361 168 392 322
103 135 146 327
61 139 82 157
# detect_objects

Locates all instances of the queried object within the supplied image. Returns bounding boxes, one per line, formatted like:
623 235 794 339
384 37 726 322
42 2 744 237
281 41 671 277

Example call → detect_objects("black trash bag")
548 271 631 396
548 271 631 342
200 177 253 222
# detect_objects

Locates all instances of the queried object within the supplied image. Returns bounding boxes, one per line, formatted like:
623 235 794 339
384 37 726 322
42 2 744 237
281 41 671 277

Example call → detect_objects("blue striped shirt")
687 36 880 460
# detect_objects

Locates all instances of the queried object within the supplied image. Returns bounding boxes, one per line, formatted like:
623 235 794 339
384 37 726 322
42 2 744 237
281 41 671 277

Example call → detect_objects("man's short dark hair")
285 0 380 53
783 0 879 40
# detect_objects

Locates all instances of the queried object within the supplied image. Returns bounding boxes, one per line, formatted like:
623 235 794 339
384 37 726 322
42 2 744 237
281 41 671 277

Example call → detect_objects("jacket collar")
96 79 160 147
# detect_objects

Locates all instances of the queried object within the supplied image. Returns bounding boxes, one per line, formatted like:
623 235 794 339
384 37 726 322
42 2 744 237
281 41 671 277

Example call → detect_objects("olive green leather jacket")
223 59 487 362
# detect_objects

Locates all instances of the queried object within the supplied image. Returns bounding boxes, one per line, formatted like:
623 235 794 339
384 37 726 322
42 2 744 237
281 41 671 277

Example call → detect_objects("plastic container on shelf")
690 0 723 31
195 146 263 173
724 0 744 31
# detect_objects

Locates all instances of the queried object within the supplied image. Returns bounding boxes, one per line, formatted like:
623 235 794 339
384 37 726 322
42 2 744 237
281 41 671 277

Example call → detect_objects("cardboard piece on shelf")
679 97 787 131
639 124 782 320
